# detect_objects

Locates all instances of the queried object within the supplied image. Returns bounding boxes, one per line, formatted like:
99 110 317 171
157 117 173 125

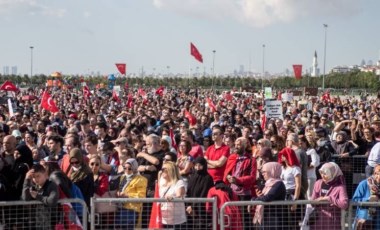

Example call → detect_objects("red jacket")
223 153 256 196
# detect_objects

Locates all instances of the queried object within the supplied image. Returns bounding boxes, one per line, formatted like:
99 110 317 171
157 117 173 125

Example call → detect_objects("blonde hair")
162 161 181 185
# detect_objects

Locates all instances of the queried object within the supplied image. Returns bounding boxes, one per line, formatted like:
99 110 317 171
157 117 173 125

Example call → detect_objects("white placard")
282 92 293 102
265 100 283 120
8 99 14 117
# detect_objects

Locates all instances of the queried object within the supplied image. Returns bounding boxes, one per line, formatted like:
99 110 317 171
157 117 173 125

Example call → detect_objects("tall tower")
311 51 319 77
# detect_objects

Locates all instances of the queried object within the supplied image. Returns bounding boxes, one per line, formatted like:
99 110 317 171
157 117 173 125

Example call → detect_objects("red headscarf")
278 147 300 167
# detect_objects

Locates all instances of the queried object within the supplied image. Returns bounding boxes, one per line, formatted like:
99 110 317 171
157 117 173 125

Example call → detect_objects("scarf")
69 148 92 183
253 162 282 225
187 157 214 198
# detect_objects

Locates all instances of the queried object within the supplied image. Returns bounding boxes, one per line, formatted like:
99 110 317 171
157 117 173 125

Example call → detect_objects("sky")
0 0 379 76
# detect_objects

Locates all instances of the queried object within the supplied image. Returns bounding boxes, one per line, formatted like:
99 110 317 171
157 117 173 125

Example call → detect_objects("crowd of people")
0 86 380 229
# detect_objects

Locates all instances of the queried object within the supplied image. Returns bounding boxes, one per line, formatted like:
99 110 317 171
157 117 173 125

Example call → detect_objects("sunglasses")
90 162 100 166
70 161 80 165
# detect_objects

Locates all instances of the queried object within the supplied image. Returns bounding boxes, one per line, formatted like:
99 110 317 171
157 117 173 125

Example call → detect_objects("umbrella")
22 95 38 101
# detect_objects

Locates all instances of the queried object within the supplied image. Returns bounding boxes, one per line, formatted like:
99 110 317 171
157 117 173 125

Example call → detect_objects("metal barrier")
348 201 380 230
220 200 346 230
332 155 367 198
0 198 87 230
91 197 217 230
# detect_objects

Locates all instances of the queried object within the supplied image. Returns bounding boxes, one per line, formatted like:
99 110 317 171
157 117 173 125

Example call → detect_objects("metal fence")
348 201 380 230
220 200 345 230
332 155 367 198
0 198 87 230
90 197 217 230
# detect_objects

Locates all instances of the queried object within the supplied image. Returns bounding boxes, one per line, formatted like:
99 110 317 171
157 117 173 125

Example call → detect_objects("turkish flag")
293 64 302 80
112 90 120 102
83 86 91 98
169 128 177 150
115 63 127 75
149 182 163 229
207 98 217 113
184 110 197 126
190 42 203 63
138 88 147 98
41 91 59 113
0 80 18 92
155 86 165 96
127 94 134 108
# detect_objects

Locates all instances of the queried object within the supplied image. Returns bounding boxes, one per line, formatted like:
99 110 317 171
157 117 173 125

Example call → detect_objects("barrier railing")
348 201 380 230
0 198 87 230
220 200 344 230
90 197 217 230
332 155 367 197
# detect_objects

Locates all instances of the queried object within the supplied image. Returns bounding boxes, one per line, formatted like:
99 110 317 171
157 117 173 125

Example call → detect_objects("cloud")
152 0 362 27
0 0 66 18
83 11 91 19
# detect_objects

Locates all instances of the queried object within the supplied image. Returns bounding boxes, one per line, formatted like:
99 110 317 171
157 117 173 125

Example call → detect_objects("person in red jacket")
223 137 257 229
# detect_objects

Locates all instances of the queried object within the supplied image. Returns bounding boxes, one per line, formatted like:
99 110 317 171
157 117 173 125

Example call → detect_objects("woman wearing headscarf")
250 162 286 228
255 147 275 195
186 157 214 229
10 144 33 200
115 158 147 229
68 147 94 208
352 164 380 229
311 162 348 230
331 130 358 197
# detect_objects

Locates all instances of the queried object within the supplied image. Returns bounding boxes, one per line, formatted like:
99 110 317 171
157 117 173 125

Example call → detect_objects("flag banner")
8 99 14 117
190 42 203 63
0 80 18 92
184 110 197 126
115 63 127 75
207 98 217 112
292 64 302 79
41 91 59 113
83 86 91 98
155 86 165 96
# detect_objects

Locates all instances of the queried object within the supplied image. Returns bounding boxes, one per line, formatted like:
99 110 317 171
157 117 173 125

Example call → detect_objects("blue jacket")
352 179 380 227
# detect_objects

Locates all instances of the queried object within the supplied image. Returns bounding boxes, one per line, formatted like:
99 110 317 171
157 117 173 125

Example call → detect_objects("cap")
12 129 22 138
69 114 78 120
116 117 125 123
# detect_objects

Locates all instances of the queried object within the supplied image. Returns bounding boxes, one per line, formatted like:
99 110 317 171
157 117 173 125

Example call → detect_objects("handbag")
94 191 117 213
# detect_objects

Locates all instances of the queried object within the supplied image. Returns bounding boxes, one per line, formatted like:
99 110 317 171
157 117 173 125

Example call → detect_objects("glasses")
70 161 80 165
90 162 100 166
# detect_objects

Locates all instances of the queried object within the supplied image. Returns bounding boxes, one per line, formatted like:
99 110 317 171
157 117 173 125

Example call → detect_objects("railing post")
90 197 95 230
212 197 217 230
347 202 353 230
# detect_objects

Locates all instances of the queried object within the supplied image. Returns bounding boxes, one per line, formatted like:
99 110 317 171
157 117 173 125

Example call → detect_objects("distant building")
311 51 320 77
3 66 9 75
331 66 351 73
11 66 17 75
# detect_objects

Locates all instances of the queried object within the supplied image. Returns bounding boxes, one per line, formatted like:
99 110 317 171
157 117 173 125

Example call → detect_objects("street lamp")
262 44 265 91
212 50 216 90
322 24 328 90
30 46 34 78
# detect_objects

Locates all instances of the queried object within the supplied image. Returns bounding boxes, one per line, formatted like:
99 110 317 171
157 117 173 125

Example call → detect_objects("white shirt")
281 166 301 190
159 179 187 225
306 148 320 179
368 142 380 167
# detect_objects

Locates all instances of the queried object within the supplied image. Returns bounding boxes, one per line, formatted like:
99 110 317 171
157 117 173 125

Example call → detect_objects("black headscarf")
187 157 214 198
15 144 33 168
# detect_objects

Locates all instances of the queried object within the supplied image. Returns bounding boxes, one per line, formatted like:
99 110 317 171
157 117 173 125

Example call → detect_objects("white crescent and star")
5 85 11 90
47 98 53 106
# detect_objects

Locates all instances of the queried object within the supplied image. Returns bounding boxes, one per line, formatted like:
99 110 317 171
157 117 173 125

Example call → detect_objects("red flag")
149 182 163 229
190 42 203 63
184 110 197 126
124 82 129 90
169 128 177 150
322 91 331 103
261 114 267 131
292 65 302 80
224 92 233 101
115 63 126 75
41 91 59 113
127 94 134 108
155 86 165 96
207 98 217 113
83 86 91 98
138 88 147 98
112 90 120 102
0 80 18 92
